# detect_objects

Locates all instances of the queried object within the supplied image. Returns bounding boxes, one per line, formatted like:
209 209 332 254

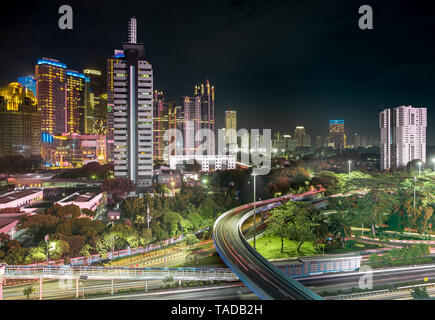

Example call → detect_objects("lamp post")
432 158 435 172
252 172 257 250
347 160 352 174
418 161 422 176
412 176 417 236
171 181 175 197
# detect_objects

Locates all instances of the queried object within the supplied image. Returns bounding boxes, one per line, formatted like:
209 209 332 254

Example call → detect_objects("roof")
0 189 41 204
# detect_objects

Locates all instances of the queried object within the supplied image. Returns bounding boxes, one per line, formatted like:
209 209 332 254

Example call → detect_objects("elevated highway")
213 190 325 300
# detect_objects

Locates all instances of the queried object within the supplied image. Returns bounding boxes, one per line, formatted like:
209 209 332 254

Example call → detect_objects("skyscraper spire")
128 17 137 44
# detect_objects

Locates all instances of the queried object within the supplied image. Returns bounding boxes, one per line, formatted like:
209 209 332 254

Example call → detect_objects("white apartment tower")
112 17 154 189
380 106 427 170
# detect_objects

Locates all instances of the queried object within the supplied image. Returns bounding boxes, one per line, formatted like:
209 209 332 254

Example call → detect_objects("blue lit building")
17 76 37 96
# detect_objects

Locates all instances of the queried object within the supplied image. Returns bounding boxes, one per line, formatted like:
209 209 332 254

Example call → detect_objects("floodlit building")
225 110 237 152
0 83 41 159
168 155 236 172
0 189 43 210
380 106 427 170
329 120 346 150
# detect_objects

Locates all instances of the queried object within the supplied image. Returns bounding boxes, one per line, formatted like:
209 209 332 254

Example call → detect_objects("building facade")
380 106 427 170
329 120 346 150
0 83 40 158
225 110 237 152
111 17 154 190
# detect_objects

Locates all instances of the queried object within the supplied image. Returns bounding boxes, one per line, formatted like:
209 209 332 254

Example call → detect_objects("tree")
123 197 146 220
23 286 33 300
411 287 429 300
328 211 352 247
161 211 182 237
102 177 135 203
185 233 200 247
0 232 10 244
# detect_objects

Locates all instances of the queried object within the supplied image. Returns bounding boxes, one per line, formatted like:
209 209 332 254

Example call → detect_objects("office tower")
315 136 323 148
183 80 215 155
17 76 37 96
66 70 90 134
36 58 90 136
329 120 346 150
380 106 427 170
353 133 361 148
225 110 237 152
294 126 305 147
0 83 40 158
83 68 105 134
110 17 154 189
153 90 170 161
36 58 67 135
303 134 311 147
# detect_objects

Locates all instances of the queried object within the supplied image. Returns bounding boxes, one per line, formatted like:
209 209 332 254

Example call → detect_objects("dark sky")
1 0 435 142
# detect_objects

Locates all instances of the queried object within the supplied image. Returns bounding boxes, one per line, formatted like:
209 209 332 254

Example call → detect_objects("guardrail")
3 265 238 282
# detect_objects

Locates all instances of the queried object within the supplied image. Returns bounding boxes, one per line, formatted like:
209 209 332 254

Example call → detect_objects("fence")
30 228 209 267
3 265 238 282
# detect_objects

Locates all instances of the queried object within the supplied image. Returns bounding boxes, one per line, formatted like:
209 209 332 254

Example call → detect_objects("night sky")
1 0 435 142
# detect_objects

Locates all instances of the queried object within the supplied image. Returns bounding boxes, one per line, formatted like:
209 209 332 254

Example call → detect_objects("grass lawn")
249 234 320 260
173 254 226 268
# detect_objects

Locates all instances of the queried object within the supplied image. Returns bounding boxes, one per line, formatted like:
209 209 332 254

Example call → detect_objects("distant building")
225 110 237 152
315 136 323 148
41 132 106 168
83 68 105 134
183 80 215 155
168 155 236 172
0 83 40 158
294 126 305 147
353 133 361 148
55 191 105 217
329 120 346 150
380 106 427 170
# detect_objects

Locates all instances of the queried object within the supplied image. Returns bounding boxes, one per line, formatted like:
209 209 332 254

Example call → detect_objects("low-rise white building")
55 192 104 213
0 189 43 210
168 155 236 172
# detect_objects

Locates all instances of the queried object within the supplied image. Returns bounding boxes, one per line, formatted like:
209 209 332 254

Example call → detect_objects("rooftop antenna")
128 17 137 44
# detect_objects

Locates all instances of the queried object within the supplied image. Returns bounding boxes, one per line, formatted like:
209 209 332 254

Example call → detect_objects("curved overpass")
213 190 325 300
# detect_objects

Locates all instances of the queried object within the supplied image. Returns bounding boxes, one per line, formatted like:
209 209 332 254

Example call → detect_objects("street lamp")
432 158 435 171
347 160 352 174
412 176 417 235
171 181 175 197
418 161 423 176
252 172 257 250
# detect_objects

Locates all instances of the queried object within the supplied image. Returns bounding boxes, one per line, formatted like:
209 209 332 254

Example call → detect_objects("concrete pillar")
145 280 148 291
111 279 114 295
179 279 181 288
39 277 43 300
75 278 79 298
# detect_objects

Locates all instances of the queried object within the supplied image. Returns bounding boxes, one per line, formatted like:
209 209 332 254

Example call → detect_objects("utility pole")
146 201 150 229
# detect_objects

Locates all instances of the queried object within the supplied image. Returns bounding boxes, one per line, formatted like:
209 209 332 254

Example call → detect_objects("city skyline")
1 1 435 142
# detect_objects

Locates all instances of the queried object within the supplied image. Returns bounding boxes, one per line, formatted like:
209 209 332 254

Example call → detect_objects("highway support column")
75 278 79 298
111 279 114 295
145 280 148 291
39 277 43 300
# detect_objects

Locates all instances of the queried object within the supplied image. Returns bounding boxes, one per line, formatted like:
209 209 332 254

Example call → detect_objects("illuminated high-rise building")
36 58 90 136
183 80 215 155
0 83 40 158
225 110 237 152
66 70 90 134
110 17 154 190
153 91 168 161
380 106 427 170
294 126 305 147
329 120 346 150
83 68 105 134
106 56 122 162
36 58 67 136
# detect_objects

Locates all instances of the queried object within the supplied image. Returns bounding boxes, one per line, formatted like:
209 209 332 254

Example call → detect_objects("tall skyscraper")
153 90 171 161
380 106 427 170
36 58 67 136
106 55 122 162
0 83 40 158
294 126 305 147
183 80 215 155
66 70 90 134
225 110 237 152
83 68 105 134
36 58 90 136
110 17 154 190
329 120 346 150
